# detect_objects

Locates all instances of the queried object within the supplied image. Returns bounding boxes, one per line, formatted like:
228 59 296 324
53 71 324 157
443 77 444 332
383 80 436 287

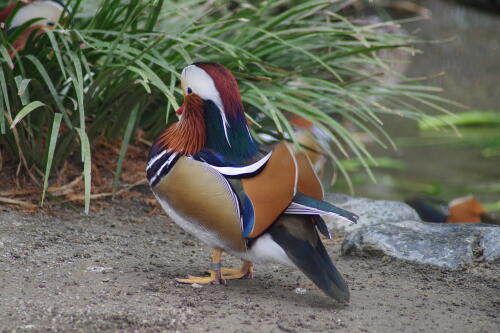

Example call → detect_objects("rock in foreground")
327 194 500 270
341 220 500 269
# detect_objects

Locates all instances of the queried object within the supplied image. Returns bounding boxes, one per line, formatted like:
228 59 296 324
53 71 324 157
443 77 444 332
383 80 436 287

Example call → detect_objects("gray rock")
481 231 500 263
341 220 500 269
325 193 421 233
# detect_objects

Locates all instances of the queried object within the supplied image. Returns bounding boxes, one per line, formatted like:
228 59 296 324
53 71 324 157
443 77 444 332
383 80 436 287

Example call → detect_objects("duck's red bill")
176 103 185 115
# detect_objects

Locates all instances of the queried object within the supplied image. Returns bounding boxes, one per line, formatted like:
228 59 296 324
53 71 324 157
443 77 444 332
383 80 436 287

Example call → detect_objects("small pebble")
85 266 113 272
294 287 307 295
191 283 202 288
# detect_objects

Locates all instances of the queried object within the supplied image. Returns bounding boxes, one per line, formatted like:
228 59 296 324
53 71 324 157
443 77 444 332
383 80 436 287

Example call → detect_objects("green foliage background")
0 0 453 212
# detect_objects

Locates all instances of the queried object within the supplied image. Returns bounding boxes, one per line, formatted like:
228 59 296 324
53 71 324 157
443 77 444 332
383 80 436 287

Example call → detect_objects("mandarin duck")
406 195 499 225
147 63 359 302
1 0 65 57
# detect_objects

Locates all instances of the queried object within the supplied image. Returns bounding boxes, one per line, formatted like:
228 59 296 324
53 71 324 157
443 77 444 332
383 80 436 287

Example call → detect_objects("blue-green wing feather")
285 192 359 224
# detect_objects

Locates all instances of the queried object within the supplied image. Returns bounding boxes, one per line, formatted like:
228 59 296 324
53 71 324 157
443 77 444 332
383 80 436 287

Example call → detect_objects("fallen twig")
0 196 37 209
64 178 148 202
48 175 83 196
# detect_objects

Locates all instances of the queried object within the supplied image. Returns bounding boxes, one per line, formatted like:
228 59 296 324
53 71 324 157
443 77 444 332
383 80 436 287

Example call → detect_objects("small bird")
1 0 65 57
147 63 359 302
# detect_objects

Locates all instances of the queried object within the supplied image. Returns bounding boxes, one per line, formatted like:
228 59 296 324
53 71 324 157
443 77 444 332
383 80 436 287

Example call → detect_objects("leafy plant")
0 0 454 212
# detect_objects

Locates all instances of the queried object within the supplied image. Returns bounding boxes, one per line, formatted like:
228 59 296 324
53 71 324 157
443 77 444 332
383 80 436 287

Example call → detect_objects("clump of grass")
0 0 454 212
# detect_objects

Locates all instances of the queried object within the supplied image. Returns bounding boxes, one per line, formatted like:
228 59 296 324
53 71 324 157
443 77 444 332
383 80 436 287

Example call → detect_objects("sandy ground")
1 197 499 333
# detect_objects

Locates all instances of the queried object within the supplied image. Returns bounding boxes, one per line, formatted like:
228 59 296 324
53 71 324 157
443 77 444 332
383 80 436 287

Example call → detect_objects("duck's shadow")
163 267 348 310
226 278 348 310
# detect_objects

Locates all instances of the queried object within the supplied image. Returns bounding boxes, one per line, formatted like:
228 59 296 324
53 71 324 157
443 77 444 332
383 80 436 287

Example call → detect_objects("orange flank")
242 142 296 238
295 151 324 200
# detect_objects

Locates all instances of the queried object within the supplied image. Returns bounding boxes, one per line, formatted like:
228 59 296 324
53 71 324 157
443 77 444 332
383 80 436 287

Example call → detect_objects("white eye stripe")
181 65 225 112
181 65 231 144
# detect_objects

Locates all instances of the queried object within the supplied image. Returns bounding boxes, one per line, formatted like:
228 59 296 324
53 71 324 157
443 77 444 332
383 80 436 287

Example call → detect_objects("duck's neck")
151 98 259 162
204 100 259 163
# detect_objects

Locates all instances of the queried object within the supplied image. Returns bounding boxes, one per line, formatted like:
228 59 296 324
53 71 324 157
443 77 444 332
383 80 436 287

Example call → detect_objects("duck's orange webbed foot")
221 261 253 280
176 248 226 285
176 268 225 285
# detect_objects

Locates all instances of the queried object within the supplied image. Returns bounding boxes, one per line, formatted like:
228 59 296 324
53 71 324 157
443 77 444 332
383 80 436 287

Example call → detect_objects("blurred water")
342 0 500 206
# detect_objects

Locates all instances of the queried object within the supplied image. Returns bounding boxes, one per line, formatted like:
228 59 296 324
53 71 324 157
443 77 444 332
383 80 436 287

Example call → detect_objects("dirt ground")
1 197 499 333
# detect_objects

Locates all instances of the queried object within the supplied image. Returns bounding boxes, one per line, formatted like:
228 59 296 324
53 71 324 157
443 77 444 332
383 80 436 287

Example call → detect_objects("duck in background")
289 116 329 173
406 195 499 225
1 0 65 58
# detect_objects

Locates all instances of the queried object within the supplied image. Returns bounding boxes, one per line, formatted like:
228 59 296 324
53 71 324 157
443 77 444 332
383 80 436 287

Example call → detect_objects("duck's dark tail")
267 214 350 303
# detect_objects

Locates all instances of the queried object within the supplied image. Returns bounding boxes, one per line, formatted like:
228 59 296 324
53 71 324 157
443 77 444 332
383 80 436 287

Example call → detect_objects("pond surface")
337 0 500 209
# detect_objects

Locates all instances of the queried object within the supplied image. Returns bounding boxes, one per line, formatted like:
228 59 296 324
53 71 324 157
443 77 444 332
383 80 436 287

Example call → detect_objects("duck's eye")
187 87 192 94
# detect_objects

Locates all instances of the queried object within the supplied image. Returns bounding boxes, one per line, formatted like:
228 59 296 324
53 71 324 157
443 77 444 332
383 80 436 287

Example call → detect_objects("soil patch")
1 197 498 332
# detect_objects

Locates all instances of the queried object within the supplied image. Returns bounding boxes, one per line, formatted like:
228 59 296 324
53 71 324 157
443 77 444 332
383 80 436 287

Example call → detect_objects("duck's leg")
176 248 225 285
221 261 253 280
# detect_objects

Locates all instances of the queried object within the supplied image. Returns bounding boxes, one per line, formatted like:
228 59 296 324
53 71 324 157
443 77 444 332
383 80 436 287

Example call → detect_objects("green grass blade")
0 45 14 70
10 101 46 128
0 68 11 115
45 30 68 80
112 103 140 193
15 77 31 106
24 55 71 127
69 52 86 128
41 113 63 206
0 90 4 134
77 127 92 215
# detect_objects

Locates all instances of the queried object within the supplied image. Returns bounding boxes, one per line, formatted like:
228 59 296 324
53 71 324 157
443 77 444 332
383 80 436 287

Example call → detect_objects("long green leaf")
41 113 63 205
112 103 140 193
77 128 92 214
10 101 46 128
